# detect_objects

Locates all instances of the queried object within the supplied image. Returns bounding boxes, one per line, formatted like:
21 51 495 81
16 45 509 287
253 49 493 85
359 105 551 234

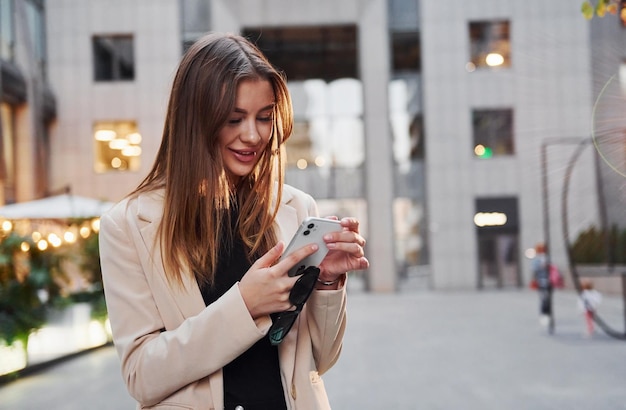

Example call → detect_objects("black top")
197 211 287 410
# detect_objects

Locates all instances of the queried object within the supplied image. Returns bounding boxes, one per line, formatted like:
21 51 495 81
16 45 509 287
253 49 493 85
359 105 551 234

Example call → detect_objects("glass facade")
388 0 428 271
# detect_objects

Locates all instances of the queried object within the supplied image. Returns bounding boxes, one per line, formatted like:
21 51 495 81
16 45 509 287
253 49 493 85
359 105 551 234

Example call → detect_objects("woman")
99 32 368 410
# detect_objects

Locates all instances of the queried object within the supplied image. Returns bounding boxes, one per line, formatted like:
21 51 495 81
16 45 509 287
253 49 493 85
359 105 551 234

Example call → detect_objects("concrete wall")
46 0 180 201
420 0 597 288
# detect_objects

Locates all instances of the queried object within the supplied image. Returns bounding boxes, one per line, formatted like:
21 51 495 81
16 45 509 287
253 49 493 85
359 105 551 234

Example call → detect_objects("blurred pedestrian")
578 279 602 337
99 32 369 410
531 242 553 332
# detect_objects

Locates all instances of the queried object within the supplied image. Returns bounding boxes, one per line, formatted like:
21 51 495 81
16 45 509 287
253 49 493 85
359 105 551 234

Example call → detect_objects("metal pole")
540 142 550 266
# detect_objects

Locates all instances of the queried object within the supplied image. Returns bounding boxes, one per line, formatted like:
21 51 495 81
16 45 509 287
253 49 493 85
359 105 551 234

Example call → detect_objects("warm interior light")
64 231 76 243
126 132 142 144
79 226 91 238
90 218 100 233
122 146 142 157
111 157 122 168
109 139 129 150
1 220 12 232
474 212 507 227
94 130 116 141
47 233 62 248
485 53 504 67
297 159 308 170
37 239 48 251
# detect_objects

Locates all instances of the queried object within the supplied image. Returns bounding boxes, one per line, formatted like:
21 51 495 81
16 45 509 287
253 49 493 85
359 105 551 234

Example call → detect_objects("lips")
229 148 258 163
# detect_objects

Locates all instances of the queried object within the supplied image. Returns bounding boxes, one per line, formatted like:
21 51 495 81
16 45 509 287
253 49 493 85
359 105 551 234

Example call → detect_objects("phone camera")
307 223 315 229
303 230 310 236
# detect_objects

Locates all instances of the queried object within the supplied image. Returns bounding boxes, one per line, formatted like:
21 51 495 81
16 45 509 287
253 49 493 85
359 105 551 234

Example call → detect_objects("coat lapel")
133 187 302 321
274 186 300 244
135 191 206 320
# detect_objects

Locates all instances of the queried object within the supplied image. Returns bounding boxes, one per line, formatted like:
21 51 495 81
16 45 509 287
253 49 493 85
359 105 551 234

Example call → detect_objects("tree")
581 0 626 21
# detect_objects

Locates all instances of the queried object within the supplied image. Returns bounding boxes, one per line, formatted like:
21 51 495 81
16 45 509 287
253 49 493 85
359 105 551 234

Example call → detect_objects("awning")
0 194 115 219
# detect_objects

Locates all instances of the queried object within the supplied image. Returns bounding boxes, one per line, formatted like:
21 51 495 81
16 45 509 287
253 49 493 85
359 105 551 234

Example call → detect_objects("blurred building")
0 0 54 204
2 0 623 291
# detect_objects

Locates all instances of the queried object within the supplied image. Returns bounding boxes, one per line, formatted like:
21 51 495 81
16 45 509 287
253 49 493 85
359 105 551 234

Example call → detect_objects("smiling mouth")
230 148 258 162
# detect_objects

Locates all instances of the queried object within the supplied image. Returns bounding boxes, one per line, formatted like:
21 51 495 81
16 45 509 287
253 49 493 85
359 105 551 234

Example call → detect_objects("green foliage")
581 0 621 19
0 233 47 347
571 225 626 264
0 223 107 349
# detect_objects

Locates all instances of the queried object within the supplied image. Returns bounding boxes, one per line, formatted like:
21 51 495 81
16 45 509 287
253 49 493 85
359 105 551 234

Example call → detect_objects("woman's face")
218 79 275 185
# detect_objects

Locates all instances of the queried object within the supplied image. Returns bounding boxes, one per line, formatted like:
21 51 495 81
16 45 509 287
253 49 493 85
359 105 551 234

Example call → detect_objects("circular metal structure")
560 139 626 340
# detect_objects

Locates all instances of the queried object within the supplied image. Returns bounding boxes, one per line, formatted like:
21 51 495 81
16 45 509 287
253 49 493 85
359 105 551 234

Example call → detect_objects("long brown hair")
131 32 293 285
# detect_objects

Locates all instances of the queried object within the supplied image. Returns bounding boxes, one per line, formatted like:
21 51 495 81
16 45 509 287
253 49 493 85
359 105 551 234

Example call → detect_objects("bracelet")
317 277 341 286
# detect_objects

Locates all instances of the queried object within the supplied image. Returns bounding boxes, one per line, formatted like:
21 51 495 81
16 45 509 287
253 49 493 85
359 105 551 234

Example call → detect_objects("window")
24 0 45 77
181 0 211 53
243 25 357 81
93 121 141 172
93 35 135 81
390 78 423 167
472 109 514 158
391 31 420 73
468 21 510 70
0 102 16 203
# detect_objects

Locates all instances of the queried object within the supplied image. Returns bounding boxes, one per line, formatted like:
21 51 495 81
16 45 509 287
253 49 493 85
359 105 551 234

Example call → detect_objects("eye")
257 115 273 122
228 118 242 125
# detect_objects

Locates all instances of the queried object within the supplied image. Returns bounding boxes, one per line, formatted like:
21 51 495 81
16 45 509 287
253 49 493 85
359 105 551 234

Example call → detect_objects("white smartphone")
281 217 342 277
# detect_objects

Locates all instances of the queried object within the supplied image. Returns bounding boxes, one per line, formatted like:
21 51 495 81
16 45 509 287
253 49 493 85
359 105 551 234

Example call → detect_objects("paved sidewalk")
0 287 624 409
325 287 625 409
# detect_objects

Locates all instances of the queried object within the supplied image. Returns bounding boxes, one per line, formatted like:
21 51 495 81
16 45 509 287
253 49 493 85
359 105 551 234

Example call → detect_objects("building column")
359 0 396 292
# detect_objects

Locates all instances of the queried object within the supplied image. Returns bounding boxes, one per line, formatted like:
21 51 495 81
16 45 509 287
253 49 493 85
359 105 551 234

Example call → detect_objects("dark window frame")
243 25 358 81
472 108 514 158
92 35 135 82
391 30 420 74
468 20 511 69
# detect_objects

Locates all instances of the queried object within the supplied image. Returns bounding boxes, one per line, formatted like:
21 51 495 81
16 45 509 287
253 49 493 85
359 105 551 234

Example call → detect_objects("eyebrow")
233 103 275 114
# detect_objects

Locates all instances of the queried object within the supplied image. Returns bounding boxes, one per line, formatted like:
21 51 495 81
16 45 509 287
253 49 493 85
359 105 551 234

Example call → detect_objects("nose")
240 118 260 143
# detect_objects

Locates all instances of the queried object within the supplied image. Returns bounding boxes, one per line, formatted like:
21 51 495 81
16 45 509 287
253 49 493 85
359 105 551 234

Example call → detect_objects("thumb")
254 241 285 268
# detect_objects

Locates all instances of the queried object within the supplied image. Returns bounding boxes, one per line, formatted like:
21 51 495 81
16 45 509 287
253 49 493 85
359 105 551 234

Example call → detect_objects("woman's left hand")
318 217 369 284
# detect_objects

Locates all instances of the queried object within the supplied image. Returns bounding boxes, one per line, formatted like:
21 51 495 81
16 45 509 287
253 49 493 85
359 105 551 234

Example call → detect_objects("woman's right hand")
238 241 319 319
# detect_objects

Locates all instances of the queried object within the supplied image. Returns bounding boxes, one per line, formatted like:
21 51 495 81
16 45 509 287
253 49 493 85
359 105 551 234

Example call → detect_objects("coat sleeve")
289 187 348 374
99 203 272 406
305 287 347 374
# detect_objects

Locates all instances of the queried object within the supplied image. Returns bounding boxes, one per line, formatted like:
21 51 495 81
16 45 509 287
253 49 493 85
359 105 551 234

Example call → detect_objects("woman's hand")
318 217 369 288
238 241 318 319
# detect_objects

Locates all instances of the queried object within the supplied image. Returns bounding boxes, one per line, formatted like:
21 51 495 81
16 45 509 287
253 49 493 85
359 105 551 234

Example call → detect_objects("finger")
325 231 366 247
253 241 285 268
276 243 319 270
340 217 360 232
357 256 370 270
326 241 365 257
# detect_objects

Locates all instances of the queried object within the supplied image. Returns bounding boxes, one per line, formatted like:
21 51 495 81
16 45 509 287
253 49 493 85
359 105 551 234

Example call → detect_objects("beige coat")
99 184 347 410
